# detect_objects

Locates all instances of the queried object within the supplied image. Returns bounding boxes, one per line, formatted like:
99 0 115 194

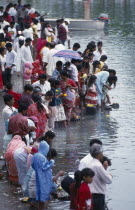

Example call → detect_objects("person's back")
19 84 33 107
78 153 93 171
58 24 67 42
44 48 58 76
89 157 112 194
19 92 33 106
32 141 54 208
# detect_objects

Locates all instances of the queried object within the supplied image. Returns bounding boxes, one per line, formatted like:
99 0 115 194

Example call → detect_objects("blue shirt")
51 69 60 80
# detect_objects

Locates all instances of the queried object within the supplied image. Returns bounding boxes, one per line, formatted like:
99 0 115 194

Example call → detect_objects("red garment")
27 103 48 138
0 68 3 90
31 59 43 83
4 135 26 183
85 84 97 105
8 113 29 137
5 32 12 41
36 38 47 64
7 90 21 109
60 79 77 93
70 182 92 210
58 24 67 41
4 15 12 23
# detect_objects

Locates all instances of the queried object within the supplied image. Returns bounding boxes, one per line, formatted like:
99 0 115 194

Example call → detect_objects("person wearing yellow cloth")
93 60 107 74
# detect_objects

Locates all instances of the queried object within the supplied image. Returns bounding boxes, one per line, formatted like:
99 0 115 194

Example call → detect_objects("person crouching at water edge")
70 168 95 210
95 69 116 107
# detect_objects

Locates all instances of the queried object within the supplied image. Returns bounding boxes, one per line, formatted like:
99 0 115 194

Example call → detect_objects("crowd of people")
0 1 116 210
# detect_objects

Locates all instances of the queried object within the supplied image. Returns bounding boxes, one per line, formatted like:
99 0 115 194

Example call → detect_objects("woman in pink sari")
4 135 26 183
60 71 77 122
27 95 48 138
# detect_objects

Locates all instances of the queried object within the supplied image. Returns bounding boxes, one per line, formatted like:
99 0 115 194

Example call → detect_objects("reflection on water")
1 0 135 209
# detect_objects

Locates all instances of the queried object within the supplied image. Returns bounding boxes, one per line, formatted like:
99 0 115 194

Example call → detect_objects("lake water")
1 0 135 209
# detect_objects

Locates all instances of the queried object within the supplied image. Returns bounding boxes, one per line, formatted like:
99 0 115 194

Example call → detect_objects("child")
23 62 33 86
85 75 98 105
102 75 117 105
70 168 94 210
54 80 67 127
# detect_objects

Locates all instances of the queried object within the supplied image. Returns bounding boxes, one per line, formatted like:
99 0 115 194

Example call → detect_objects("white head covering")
64 18 70 24
18 36 25 40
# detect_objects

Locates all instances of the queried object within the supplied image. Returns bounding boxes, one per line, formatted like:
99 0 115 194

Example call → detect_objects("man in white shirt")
5 42 17 84
93 41 107 61
78 139 102 170
2 94 17 130
89 144 112 210
0 15 9 29
43 42 59 77
70 59 78 85
32 74 51 101
23 23 33 40
20 37 33 66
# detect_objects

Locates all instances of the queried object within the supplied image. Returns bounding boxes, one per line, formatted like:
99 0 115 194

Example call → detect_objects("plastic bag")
65 88 75 101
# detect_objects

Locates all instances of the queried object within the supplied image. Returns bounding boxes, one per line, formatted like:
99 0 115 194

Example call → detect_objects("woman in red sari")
60 71 77 123
27 95 48 138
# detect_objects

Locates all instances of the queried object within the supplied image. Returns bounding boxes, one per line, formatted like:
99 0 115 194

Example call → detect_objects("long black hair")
32 95 45 112
87 75 97 87
107 75 117 87
74 168 95 195
92 60 100 73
